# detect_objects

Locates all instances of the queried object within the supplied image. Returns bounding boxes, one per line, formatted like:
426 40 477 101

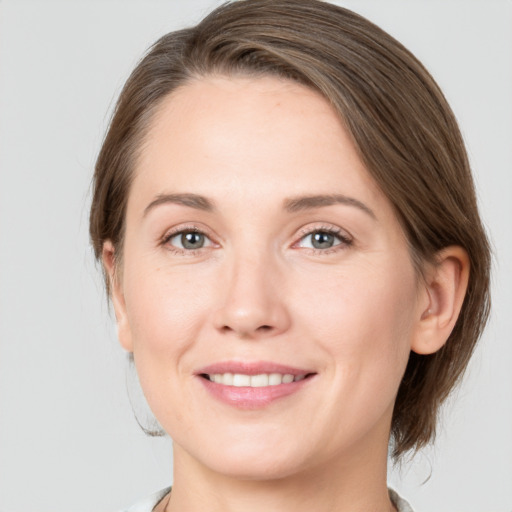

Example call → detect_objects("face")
110 76 427 480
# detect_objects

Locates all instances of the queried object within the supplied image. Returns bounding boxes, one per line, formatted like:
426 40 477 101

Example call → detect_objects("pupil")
312 232 334 249
182 232 204 249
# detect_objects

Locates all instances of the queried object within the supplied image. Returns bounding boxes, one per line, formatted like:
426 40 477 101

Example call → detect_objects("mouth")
196 362 316 409
200 372 310 387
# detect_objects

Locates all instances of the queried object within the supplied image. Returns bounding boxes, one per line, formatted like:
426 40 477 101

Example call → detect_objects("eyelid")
160 223 219 252
293 223 353 251
159 222 352 254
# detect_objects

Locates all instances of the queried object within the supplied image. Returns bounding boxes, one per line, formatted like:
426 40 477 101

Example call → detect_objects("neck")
166 439 395 512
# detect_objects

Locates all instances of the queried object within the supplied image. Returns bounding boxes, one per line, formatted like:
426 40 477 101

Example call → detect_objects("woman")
89 1 491 510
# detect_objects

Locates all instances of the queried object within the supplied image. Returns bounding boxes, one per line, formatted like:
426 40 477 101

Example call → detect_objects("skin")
103 76 469 512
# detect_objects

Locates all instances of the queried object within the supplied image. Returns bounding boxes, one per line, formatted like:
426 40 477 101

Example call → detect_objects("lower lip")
198 376 312 409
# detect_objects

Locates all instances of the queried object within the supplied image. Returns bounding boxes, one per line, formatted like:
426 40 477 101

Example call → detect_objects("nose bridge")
214 241 289 337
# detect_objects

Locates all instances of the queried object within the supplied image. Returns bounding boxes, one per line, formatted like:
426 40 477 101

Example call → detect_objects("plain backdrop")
0 1 511 511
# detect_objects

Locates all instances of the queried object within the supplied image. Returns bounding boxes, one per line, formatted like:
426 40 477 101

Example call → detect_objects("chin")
208 455 308 481
181 433 312 481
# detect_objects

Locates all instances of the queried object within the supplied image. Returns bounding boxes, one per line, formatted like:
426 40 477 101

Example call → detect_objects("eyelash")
160 224 353 255
160 225 216 256
294 224 353 254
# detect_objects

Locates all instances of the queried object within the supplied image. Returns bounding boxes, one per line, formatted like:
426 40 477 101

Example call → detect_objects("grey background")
0 1 511 511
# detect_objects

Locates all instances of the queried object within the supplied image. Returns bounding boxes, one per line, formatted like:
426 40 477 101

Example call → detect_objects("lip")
196 360 316 410
197 360 313 376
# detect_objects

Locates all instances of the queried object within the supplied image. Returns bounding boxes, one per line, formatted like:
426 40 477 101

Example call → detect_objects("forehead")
130 75 387 216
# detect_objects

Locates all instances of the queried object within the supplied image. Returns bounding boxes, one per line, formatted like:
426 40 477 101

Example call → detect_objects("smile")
203 373 307 387
197 362 315 409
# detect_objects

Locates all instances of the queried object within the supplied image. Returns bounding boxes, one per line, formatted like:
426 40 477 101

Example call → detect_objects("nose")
212 250 291 339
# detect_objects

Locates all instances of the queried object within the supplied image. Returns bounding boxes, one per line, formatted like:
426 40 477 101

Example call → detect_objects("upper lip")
196 361 315 376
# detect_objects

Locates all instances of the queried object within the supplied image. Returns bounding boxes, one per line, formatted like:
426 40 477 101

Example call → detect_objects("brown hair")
89 0 491 459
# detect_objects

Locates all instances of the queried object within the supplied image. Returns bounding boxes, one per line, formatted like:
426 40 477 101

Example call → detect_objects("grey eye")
297 230 348 250
168 231 211 250
181 232 205 249
311 232 336 249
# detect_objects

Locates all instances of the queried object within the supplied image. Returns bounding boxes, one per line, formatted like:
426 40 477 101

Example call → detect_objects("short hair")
89 0 491 459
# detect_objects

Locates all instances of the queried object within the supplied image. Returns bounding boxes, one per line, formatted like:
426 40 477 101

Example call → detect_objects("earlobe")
411 246 470 355
102 241 134 353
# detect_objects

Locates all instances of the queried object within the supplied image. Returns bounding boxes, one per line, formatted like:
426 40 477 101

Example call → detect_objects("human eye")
161 226 215 253
295 225 352 253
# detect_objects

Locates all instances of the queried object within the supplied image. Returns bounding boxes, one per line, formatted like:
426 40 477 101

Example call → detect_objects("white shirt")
121 487 414 512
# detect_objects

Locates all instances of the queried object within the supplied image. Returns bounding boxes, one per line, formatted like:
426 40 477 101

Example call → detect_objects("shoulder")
119 487 171 512
389 488 414 512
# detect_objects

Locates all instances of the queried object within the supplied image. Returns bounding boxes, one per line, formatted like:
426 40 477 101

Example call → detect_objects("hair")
89 0 491 459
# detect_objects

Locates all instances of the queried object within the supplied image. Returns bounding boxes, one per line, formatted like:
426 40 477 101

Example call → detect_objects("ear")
411 246 470 355
102 241 133 353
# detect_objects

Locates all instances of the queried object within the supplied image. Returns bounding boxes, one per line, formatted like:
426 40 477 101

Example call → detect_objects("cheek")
123 262 215 354
299 260 418 441
121 260 219 426
295 257 417 378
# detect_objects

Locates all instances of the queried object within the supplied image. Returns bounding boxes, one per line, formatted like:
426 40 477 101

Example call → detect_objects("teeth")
208 373 305 387
282 374 294 384
269 373 282 385
250 374 269 387
233 374 250 387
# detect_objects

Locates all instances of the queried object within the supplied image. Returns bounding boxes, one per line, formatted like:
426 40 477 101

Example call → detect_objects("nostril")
257 325 272 332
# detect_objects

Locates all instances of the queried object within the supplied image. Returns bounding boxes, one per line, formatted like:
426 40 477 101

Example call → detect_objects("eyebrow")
144 193 215 216
143 192 376 219
284 194 376 219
